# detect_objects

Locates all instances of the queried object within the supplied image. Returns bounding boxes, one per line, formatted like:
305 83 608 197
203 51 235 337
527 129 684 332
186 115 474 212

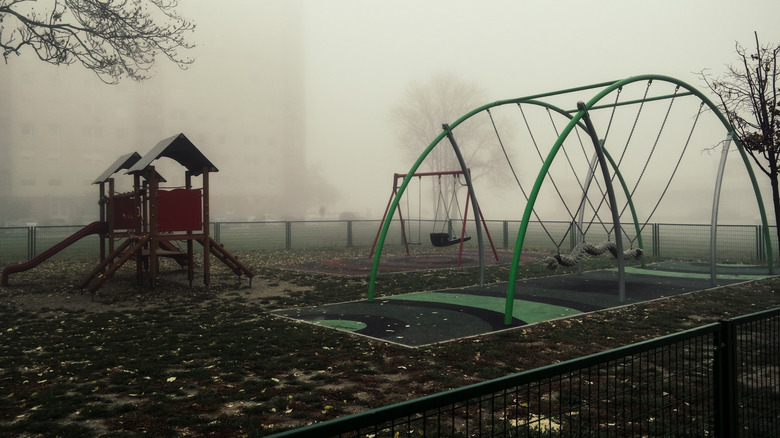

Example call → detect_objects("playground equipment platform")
1 134 253 292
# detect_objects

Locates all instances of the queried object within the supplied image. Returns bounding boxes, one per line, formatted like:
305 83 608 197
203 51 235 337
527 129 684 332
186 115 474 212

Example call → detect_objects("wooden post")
107 178 115 256
133 173 143 285
148 166 158 288
202 167 211 287
98 181 106 263
186 171 194 287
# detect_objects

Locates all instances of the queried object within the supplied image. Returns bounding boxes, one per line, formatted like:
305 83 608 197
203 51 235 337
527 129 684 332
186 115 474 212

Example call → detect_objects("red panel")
158 189 202 232
112 196 137 231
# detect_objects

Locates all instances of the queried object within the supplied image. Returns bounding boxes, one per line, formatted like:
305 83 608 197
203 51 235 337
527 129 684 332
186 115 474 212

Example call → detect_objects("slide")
1 221 107 286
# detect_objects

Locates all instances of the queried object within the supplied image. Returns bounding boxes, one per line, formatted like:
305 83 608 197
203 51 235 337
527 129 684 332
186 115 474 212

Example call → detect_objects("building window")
21 123 34 135
83 126 104 139
20 179 36 186
48 124 61 137
170 109 187 120
83 153 104 165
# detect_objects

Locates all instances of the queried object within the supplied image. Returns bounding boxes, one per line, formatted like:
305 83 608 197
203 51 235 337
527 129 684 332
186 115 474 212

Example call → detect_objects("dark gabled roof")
92 152 142 184
126 133 218 177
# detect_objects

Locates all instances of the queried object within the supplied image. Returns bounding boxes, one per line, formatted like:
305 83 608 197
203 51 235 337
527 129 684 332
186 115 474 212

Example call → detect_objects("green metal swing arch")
368 74 775 326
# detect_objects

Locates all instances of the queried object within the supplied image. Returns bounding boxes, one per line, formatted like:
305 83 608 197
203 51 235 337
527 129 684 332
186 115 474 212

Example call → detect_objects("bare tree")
0 0 195 83
700 32 780 253
391 73 514 236
391 72 506 180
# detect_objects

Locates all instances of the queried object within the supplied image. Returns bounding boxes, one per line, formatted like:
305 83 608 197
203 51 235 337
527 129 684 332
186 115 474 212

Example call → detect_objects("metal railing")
0 220 777 266
270 308 780 437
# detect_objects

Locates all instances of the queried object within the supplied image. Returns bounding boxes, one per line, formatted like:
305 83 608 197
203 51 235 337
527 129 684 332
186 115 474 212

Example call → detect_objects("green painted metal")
504 74 774 325
369 74 774 325
503 110 584 324
369 88 614 300
585 75 773 274
369 97 638 301
583 91 694 112
522 99 646 264
368 132 446 301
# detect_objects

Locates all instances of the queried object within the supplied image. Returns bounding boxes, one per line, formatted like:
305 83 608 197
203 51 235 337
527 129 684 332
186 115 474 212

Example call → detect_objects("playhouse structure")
2 133 253 292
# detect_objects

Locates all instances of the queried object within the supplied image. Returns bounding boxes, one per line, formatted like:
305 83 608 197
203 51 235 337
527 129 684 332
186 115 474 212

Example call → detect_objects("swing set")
369 74 775 326
370 169 499 264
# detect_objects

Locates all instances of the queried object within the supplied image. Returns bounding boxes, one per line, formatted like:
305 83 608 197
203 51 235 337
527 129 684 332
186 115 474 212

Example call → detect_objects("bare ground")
1 248 779 436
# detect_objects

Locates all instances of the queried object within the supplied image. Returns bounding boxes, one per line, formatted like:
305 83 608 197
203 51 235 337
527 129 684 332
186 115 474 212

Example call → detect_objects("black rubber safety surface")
272 262 771 348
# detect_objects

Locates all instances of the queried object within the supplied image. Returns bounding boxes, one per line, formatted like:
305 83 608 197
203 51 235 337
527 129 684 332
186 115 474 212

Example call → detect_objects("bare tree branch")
700 31 780 257
0 0 195 83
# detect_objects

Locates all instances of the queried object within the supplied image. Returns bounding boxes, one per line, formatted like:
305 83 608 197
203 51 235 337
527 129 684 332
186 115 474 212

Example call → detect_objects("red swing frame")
370 170 499 265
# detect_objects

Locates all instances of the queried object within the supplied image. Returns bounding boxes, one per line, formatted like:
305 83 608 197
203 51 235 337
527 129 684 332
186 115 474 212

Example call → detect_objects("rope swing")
543 241 644 270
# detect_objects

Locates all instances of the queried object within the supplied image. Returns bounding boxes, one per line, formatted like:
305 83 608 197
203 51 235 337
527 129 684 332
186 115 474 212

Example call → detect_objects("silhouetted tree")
393 73 487 171
391 72 511 196
701 32 780 255
0 0 195 83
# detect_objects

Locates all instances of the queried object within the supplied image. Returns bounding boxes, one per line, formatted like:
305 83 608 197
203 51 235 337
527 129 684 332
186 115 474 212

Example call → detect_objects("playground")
3 76 775 307
1 75 779 435
2 76 778 349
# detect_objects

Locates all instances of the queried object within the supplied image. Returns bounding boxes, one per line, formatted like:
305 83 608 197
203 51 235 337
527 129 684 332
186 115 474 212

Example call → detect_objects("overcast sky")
9 0 780 223
295 0 780 220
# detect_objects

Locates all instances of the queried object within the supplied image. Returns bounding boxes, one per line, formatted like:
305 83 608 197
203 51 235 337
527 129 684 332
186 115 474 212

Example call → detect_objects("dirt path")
1 263 312 313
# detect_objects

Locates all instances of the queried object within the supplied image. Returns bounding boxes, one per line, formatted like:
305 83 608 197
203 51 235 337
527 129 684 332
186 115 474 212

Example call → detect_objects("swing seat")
430 232 471 247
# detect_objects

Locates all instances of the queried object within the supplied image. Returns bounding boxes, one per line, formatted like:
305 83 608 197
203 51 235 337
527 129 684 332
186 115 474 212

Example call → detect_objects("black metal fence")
0 220 777 266
270 308 780 437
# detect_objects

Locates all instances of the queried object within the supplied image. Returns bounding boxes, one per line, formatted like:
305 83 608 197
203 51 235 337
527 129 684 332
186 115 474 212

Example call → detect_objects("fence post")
285 221 292 250
756 225 763 264
503 221 509 249
569 221 576 250
29 226 36 260
653 223 660 260
714 319 738 438
214 222 220 244
347 221 353 247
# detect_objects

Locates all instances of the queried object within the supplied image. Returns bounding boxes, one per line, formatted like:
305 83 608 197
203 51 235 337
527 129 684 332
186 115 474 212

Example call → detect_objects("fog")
3 0 780 225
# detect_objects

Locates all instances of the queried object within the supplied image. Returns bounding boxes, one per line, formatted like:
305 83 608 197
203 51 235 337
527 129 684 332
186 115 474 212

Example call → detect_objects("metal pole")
710 135 733 286
443 124 485 286
576 151 600 274
577 102 626 302
714 319 739 437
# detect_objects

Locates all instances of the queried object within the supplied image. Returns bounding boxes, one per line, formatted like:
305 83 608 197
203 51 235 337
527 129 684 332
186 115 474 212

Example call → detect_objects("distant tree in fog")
0 0 195 83
394 73 484 171
391 73 510 192
700 32 780 253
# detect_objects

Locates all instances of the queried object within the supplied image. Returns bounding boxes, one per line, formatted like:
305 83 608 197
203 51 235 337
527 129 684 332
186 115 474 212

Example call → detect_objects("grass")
0 247 778 436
